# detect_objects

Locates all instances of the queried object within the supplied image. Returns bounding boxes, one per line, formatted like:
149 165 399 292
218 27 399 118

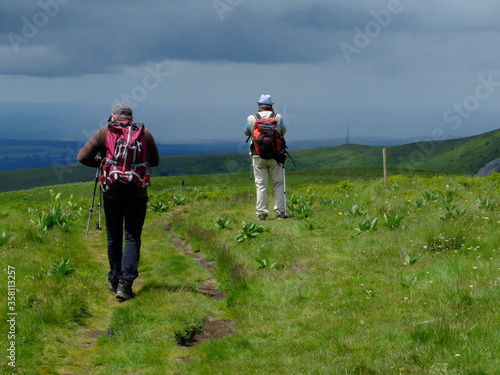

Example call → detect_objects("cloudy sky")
2 0 500 147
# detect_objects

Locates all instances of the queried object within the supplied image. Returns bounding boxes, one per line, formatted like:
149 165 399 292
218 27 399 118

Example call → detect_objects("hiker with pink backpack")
244 94 288 221
78 103 160 301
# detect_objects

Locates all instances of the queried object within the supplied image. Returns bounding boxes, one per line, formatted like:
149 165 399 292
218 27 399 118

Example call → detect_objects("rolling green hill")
2 168 500 373
289 128 500 174
1 129 499 192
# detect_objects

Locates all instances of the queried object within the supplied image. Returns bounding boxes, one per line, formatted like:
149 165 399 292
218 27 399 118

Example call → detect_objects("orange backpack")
251 112 285 159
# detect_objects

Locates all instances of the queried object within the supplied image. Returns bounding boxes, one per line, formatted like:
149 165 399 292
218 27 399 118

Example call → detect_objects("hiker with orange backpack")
78 103 160 301
244 94 287 221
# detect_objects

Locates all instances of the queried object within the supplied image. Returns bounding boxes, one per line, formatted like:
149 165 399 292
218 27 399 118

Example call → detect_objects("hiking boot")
258 213 268 221
109 281 118 293
116 283 135 301
275 211 288 220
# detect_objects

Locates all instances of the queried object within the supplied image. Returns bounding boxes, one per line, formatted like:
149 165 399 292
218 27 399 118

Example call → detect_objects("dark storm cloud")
3 0 500 78
0 0 370 76
2 1 500 144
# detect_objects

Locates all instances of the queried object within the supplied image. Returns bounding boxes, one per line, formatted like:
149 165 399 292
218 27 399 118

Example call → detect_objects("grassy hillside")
385 129 500 174
1 168 500 373
287 128 500 174
1 128 499 192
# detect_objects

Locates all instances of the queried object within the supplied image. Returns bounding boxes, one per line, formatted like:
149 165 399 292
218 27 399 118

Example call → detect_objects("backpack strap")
254 112 276 120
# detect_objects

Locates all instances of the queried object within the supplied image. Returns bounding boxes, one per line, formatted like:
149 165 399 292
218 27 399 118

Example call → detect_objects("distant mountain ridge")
0 136 453 172
0 129 499 192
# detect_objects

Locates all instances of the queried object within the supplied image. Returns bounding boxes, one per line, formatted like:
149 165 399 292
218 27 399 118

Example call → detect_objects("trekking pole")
246 135 254 181
85 173 99 237
249 153 253 180
285 150 297 168
97 186 103 230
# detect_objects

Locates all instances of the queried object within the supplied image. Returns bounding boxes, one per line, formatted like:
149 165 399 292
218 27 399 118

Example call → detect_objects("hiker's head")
111 103 133 122
257 94 274 111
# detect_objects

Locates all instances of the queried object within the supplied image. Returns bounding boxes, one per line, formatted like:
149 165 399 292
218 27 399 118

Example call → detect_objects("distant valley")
0 129 499 192
0 136 448 172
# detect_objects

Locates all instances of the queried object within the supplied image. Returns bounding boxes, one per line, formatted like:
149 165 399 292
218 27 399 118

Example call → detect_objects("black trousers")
103 196 148 286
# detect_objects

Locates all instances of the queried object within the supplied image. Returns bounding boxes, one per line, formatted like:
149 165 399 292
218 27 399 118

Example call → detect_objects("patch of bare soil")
85 329 105 339
184 317 236 348
197 278 226 300
166 224 235 346
79 329 107 351
171 236 217 273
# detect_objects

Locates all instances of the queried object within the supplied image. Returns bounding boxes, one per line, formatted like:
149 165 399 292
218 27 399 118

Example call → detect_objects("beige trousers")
252 156 285 216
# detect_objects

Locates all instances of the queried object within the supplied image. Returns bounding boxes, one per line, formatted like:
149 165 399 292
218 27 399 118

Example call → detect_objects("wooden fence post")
383 148 388 189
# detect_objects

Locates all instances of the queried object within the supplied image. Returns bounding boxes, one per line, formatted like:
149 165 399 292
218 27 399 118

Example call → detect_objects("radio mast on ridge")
345 122 351 144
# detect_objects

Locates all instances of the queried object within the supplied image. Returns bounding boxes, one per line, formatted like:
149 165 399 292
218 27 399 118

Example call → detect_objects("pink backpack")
99 121 150 191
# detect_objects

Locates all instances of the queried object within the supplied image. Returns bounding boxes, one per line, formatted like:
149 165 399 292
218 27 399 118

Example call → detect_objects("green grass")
1 168 500 374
